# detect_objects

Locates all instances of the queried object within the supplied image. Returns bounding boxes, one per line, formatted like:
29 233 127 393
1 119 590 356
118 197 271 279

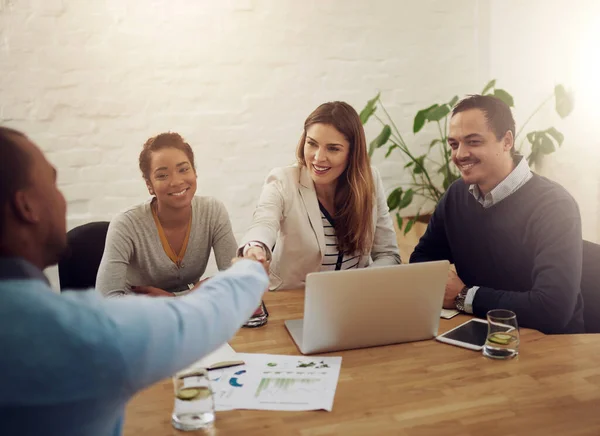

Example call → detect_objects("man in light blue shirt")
0 126 269 435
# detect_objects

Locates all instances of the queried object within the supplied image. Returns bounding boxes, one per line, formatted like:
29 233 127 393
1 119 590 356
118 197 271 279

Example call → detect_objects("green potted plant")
360 80 574 234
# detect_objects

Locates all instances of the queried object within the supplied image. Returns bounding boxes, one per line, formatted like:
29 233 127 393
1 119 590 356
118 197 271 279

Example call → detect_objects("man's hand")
234 253 270 275
245 246 267 261
131 285 174 297
244 247 270 274
444 270 465 309
231 257 270 296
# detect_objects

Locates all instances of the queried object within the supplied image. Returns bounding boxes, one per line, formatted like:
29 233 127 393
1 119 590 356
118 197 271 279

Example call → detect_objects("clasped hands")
131 247 270 298
444 269 465 309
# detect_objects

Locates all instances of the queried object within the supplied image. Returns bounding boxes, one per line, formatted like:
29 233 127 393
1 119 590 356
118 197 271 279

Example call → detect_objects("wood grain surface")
124 289 600 436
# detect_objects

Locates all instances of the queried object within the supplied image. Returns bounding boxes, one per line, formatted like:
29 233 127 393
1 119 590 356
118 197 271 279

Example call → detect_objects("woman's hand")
131 285 174 297
232 253 270 275
243 246 270 274
245 246 267 262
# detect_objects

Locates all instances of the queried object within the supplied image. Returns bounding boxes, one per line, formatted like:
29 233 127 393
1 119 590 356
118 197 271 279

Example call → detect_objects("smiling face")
146 147 197 210
303 123 350 189
448 108 514 195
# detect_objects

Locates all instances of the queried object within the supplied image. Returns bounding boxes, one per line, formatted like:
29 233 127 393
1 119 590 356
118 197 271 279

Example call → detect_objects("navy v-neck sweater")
411 174 584 334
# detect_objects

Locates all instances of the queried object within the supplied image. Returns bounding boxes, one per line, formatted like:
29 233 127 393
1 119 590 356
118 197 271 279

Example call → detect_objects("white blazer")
239 164 401 290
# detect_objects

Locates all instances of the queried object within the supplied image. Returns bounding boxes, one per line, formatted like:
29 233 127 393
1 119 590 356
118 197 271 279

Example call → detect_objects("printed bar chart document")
206 353 342 412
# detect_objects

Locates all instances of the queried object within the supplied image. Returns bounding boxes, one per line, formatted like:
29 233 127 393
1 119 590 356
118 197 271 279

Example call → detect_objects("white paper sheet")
182 343 244 372
206 353 342 412
441 309 460 319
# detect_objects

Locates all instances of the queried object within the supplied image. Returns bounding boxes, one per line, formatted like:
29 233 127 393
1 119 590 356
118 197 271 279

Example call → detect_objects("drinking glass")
243 300 268 328
171 369 215 431
483 309 520 359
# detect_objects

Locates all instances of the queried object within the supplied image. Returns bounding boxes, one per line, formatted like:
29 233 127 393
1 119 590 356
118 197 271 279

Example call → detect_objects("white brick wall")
18 1 600 287
1 0 488 289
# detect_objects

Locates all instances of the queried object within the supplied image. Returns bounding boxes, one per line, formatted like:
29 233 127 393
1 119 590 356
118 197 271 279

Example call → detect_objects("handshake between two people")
238 245 271 275
130 245 271 302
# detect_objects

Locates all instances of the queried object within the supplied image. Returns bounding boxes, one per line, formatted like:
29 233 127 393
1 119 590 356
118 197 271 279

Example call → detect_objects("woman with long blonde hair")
240 101 400 290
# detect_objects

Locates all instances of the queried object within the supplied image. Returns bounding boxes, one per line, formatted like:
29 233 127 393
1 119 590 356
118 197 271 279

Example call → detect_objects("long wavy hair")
296 101 375 255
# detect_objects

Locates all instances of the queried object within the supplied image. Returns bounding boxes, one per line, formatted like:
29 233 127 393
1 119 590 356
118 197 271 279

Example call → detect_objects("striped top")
319 202 360 271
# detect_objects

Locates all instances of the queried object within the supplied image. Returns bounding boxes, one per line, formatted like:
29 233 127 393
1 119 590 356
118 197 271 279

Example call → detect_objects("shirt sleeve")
2 260 267 407
95 215 134 298
238 169 286 255
105 259 268 393
409 191 453 264
464 286 479 314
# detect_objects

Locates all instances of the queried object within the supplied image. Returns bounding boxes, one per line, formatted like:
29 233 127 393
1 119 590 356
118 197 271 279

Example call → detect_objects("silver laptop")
284 261 449 354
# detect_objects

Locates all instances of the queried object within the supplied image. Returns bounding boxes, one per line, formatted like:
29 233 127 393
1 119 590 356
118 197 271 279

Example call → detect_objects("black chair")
58 221 110 291
581 240 600 333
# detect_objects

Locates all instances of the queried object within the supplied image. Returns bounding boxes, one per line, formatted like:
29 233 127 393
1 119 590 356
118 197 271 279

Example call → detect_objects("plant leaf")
528 131 543 166
527 148 541 167
554 84 574 118
403 218 415 235
413 104 438 133
448 95 459 107
545 127 564 146
414 209 421 223
373 125 391 148
396 212 403 231
412 155 426 174
384 144 396 158
387 187 403 210
540 134 556 154
360 93 380 125
367 142 376 157
426 104 451 122
493 89 514 107
398 189 414 210
429 139 441 149
368 124 391 157
481 79 496 95
404 161 414 168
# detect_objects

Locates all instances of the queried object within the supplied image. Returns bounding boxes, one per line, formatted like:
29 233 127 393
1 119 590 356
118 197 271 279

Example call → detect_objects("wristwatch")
454 286 469 312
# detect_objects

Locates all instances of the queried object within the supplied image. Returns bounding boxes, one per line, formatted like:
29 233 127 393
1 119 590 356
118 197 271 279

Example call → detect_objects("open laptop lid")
290 261 449 354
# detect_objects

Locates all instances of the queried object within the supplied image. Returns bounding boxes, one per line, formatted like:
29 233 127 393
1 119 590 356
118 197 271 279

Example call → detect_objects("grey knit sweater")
96 196 237 298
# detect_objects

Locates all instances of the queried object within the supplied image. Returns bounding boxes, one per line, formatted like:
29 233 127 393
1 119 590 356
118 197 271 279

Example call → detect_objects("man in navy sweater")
410 95 584 334
0 126 268 435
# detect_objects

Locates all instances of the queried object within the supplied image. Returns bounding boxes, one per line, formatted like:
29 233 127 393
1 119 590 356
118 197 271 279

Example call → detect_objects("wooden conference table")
124 289 600 436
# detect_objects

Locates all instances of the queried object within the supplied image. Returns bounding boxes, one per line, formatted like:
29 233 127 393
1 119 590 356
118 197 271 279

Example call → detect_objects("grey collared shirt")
464 155 533 313
468 155 533 209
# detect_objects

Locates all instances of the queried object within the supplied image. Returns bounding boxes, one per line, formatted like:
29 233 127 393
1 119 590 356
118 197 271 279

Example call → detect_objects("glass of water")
171 369 215 431
483 309 520 359
243 300 268 328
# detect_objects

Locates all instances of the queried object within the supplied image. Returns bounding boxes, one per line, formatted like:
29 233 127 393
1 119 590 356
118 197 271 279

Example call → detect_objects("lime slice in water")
194 387 212 400
177 388 200 400
488 333 513 345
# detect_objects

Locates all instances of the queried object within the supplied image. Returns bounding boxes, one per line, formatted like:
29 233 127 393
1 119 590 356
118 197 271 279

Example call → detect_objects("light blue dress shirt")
0 257 267 436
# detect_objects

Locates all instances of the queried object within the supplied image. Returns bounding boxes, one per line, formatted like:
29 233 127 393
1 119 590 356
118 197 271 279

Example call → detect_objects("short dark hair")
138 132 196 180
452 95 516 155
0 127 32 235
